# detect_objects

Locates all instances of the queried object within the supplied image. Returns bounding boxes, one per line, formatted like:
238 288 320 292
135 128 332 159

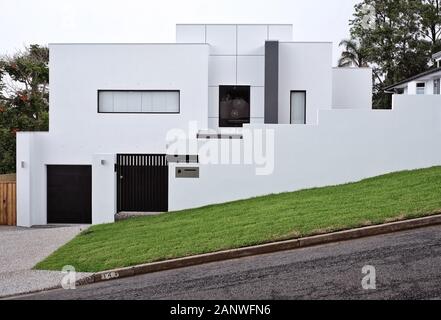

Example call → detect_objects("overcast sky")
0 0 360 65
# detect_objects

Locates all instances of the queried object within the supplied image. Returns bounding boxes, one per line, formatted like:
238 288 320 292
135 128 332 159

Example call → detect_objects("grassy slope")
36 167 441 272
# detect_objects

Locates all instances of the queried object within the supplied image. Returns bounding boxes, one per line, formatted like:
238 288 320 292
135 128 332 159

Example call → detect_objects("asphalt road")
15 225 441 300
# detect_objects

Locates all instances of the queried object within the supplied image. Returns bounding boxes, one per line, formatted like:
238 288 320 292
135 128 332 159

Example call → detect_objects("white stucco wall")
50 44 209 138
332 68 372 109
426 80 434 95
169 105 441 211
92 154 116 225
407 81 417 95
16 133 32 227
278 42 333 124
177 24 294 130
392 94 441 109
16 43 209 226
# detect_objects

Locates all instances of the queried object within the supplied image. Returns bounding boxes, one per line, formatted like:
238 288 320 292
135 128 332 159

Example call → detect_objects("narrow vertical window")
434 79 440 95
290 91 306 124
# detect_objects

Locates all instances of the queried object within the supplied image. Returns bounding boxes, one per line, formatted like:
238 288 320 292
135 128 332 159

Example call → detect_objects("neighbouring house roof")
384 67 441 91
433 51 441 60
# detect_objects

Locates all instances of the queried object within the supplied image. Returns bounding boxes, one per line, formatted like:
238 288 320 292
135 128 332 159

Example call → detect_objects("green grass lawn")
36 166 441 272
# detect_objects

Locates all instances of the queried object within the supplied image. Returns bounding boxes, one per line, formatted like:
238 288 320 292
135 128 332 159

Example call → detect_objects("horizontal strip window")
98 90 180 113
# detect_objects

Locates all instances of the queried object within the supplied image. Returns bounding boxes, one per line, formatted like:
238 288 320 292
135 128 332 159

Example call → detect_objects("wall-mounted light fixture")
21 161 26 169
101 159 106 166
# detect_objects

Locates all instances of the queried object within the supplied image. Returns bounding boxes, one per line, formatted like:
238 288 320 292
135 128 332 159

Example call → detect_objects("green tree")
341 0 440 108
419 0 441 57
338 39 369 67
0 45 49 174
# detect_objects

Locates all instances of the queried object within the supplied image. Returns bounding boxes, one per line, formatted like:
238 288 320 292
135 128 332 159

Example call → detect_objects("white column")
16 133 32 227
407 82 417 95
426 80 434 95
92 154 116 225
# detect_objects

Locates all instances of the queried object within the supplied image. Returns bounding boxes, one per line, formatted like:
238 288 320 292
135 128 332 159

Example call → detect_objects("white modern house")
16 24 441 227
385 51 441 95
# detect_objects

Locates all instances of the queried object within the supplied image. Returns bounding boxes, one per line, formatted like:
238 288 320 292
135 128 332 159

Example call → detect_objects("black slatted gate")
117 154 168 213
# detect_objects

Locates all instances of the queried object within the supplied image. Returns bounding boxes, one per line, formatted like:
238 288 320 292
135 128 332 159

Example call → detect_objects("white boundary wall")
169 104 441 211
392 94 441 108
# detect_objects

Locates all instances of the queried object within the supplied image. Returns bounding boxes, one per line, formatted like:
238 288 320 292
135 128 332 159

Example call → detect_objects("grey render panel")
265 41 279 124
176 167 200 178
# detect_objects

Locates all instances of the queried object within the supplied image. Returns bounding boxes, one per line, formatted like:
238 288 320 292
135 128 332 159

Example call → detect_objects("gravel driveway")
0 225 92 298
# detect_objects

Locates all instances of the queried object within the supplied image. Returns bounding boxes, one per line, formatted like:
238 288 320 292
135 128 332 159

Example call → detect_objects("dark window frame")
97 89 181 114
290 90 307 125
218 85 251 128
416 82 426 95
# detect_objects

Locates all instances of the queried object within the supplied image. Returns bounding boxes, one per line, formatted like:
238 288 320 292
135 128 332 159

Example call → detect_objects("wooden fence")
0 181 16 226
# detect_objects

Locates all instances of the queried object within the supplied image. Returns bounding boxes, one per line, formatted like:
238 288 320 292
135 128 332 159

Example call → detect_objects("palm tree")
338 39 369 67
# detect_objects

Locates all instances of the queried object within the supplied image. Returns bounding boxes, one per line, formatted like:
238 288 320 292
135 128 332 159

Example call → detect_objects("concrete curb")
76 213 441 287
1 273 93 300
1 285 61 300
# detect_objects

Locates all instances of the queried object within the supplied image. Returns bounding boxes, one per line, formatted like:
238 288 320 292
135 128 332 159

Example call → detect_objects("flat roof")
176 23 293 26
279 41 332 44
332 67 372 70
49 43 209 46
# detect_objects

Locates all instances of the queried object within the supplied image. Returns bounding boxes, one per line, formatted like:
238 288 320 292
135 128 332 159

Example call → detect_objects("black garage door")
117 154 168 213
47 165 92 224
